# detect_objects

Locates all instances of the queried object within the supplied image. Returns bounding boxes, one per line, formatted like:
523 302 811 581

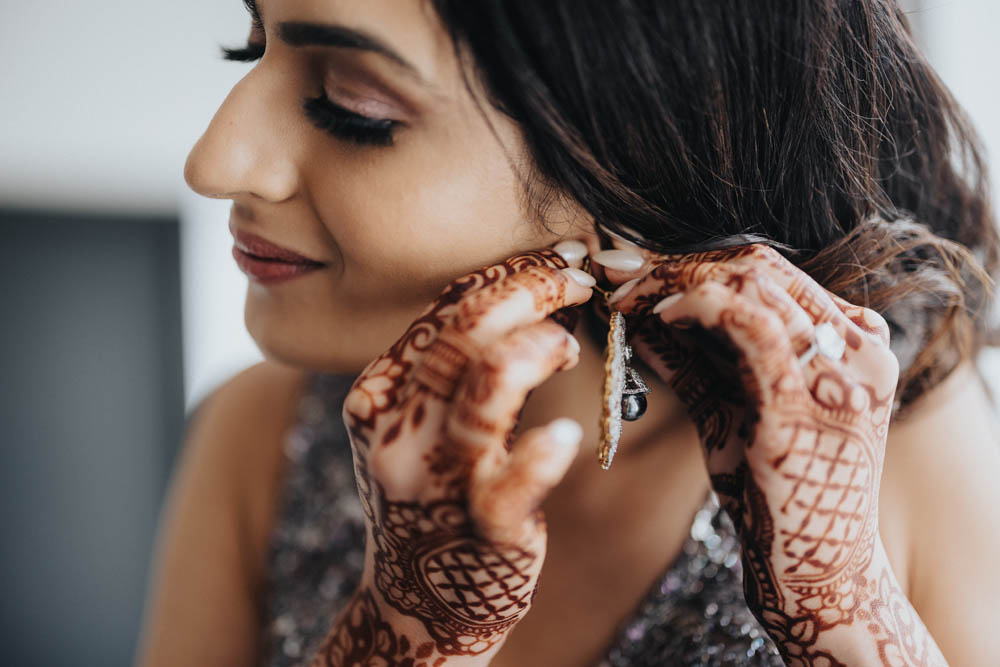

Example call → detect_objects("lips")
230 229 327 284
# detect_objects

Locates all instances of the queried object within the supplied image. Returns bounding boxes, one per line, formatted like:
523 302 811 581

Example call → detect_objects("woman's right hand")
310 246 596 666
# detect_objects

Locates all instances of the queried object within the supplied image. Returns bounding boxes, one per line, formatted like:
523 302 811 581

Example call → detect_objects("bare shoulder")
135 361 310 667
879 359 1000 663
183 360 312 555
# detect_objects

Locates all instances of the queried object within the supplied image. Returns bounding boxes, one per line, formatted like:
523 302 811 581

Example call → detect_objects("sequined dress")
258 373 785 666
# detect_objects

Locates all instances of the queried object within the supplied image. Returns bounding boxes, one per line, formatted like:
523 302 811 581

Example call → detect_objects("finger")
727 245 878 351
412 263 592 399
446 319 580 466
610 260 815 352
638 260 898 403
611 247 873 371
469 418 582 543
605 257 727 314
360 248 577 397
607 252 768 314
551 239 589 269
828 292 892 347
600 242 766 292
666 265 820 355
725 247 896 386
655 281 809 404
591 248 651 285
588 223 665 284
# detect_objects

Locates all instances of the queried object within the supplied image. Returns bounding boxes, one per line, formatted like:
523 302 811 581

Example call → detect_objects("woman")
136 0 1000 665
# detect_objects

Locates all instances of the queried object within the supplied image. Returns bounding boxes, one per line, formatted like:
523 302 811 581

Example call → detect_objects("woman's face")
184 0 590 373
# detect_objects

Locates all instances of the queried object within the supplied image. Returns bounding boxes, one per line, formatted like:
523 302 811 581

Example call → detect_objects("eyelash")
219 40 400 147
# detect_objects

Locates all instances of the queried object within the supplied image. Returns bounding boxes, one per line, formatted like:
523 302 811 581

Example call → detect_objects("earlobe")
581 226 605 260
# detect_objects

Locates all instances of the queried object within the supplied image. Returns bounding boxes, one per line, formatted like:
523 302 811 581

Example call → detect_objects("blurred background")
1 1 998 665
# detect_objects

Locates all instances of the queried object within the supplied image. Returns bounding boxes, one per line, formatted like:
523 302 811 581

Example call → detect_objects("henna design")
313 588 446 667
866 566 945 666
632 312 749 454
313 248 581 662
371 494 536 655
612 243 945 665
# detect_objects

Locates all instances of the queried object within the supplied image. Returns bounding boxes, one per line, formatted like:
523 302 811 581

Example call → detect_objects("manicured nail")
549 417 583 446
608 277 641 305
562 267 596 287
565 333 580 356
553 239 588 264
652 292 685 314
592 249 644 272
597 223 647 247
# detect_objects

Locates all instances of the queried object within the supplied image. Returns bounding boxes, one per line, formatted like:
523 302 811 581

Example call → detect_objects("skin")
135 0 1000 665
182 0 581 372
608 244 935 665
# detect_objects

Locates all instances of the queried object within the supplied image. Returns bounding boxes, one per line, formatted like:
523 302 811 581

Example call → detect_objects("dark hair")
431 0 1000 418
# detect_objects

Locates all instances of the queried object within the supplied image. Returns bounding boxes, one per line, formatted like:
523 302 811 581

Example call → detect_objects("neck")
514 303 704 518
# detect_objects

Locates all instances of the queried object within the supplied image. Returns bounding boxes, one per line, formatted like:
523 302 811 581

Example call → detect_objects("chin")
243 295 415 377
244 311 372 377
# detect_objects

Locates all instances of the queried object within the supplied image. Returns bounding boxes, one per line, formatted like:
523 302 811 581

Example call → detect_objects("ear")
553 216 606 280
576 220 605 260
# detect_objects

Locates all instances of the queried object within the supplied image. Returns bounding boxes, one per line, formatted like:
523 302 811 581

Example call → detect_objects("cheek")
314 141 531 304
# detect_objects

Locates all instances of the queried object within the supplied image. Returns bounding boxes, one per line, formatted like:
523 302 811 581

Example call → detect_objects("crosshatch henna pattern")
611 243 947 666
308 248 586 666
371 498 537 654
314 589 445 667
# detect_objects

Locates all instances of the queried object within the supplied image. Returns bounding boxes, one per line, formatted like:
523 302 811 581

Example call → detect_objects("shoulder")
879 358 1000 662
182 360 312 571
136 361 311 666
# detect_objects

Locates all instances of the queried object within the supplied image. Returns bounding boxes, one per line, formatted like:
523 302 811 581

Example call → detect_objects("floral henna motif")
317 247 583 663
345 249 573 434
612 243 945 665
866 566 945 666
343 249 575 513
314 588 446 667
371 495 537 655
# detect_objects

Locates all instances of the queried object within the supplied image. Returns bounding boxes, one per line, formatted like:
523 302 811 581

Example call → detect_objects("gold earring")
581 256 651 470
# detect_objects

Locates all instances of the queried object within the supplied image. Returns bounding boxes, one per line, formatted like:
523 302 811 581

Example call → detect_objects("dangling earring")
581 256 651 470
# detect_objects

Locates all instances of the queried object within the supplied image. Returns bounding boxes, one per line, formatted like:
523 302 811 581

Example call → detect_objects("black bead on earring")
621 343 650 421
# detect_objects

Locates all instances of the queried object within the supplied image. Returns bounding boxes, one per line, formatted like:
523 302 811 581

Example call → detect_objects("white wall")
1 1 997 408
0 0 267 407
0 1 247 214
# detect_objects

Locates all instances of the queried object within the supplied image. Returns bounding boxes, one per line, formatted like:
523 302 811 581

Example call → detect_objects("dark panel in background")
0 209 185 667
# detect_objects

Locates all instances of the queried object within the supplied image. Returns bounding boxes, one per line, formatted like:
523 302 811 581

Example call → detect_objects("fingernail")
553 239 588 264
565 333 580 356
592 249 644 272
549 417 583 445
608 277 641 305
562 267 596 287
597 223 647 246
652 292 685 314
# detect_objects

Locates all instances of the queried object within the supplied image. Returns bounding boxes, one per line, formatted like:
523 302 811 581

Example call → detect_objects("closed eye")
220 41 265 62
218 1 400 148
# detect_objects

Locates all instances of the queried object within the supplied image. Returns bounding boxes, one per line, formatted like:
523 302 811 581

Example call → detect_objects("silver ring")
798 321 846 366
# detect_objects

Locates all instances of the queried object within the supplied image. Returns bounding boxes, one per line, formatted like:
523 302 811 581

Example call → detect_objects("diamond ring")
798 321 846 366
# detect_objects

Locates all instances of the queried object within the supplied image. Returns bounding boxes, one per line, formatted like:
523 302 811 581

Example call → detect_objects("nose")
184 67 301 203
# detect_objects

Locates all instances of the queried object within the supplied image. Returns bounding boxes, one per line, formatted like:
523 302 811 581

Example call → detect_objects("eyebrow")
243 0 430 87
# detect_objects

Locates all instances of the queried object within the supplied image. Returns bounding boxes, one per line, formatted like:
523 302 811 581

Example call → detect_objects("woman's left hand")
601 241 946 665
